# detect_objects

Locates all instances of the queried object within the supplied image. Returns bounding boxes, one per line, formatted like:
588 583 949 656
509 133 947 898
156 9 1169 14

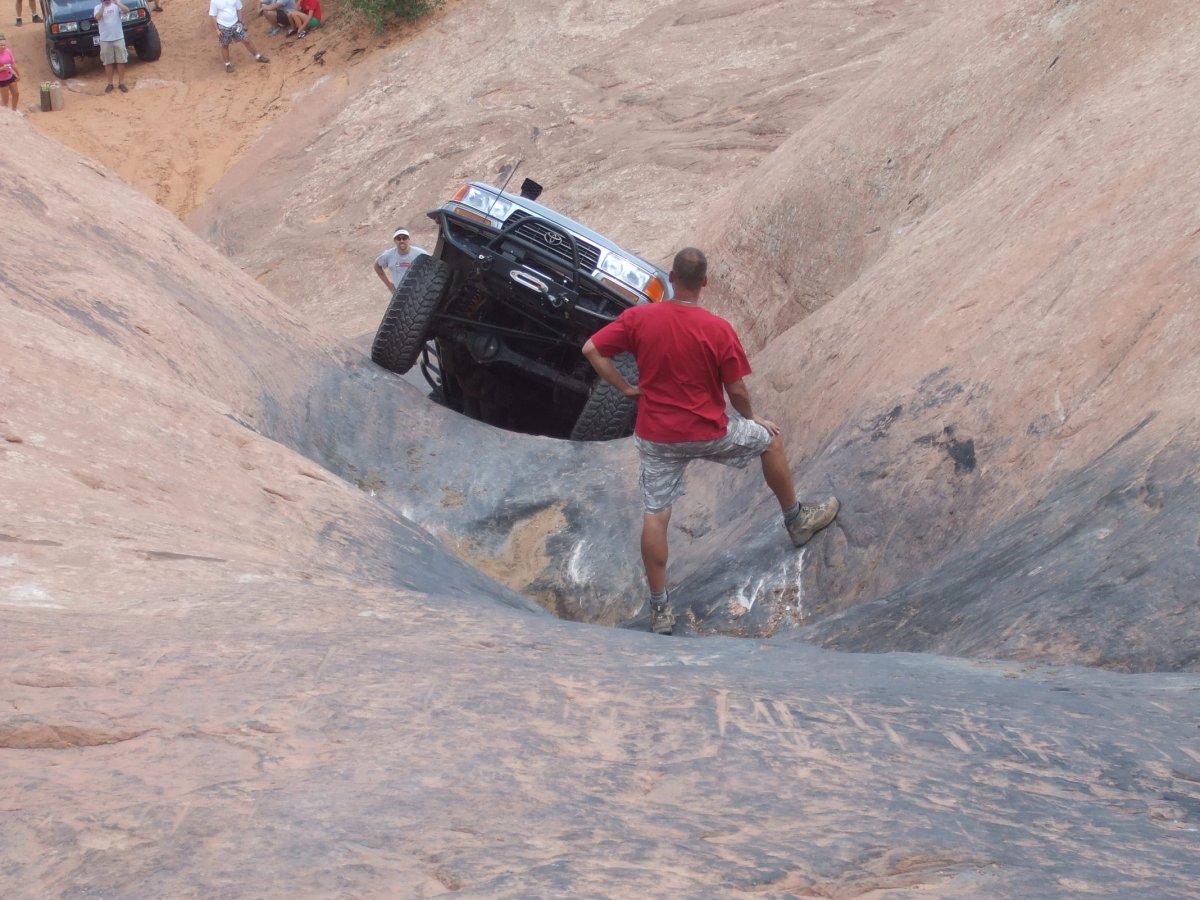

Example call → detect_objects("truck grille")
506 211 601 272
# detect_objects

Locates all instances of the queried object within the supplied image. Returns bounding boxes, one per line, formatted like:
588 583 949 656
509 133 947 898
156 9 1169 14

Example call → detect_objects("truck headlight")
453 184 516 224
598 251 653 293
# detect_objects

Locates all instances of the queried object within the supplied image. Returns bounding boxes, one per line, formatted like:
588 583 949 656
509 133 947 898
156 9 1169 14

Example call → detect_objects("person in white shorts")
93 0 129 93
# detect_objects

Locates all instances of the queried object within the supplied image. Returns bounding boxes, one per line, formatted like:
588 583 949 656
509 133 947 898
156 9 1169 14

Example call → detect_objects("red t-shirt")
299 0 322 21
590 301 752 442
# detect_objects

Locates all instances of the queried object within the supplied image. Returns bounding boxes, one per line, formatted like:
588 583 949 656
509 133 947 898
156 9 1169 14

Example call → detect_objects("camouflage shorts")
635 415 772 513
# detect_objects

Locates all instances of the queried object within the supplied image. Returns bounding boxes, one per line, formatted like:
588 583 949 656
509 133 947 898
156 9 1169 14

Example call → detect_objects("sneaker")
224 61 233 72
256 53 269 62
785 497 840 547
649 598 676 636
32 13 42 22
14 16 21 24
118 83 128 93
297 28 307 37
104 83 114 93
267 25 282 36
286 27 297 35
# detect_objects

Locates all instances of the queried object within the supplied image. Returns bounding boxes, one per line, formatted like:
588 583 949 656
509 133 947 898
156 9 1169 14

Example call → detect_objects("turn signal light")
451 204 492 225
599 277 641 305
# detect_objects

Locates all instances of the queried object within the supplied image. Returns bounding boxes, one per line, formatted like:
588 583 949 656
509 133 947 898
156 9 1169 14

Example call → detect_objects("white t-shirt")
208 0 243 28
375 245 428 287
93 1 125 42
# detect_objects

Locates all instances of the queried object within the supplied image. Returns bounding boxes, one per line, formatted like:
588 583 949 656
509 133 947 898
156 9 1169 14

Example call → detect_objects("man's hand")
373 262 393 293
582 339 639 399
725 379 779 434
754 416 781 436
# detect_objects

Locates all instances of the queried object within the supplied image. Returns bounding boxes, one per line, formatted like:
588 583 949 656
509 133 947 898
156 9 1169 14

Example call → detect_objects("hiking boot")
649 599 676 636
785 496 840 547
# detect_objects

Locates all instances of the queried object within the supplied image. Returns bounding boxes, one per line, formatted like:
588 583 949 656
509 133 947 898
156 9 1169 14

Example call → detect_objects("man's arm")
373 262 393 292
582 339 641 399
725 378 780 435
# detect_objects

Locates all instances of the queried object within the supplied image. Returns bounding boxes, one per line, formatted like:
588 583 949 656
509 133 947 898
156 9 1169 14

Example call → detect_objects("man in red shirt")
582 247 839 635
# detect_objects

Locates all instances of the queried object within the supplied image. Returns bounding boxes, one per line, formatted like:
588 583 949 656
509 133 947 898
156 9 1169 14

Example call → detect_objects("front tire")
370 255 451 375
133 23 162 61
46 39 76 79
570 352 638 441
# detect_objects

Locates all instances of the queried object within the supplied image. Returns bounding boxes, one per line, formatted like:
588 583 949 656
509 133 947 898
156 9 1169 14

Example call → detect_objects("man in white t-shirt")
92 0 129 93
208 0 269 72
373 228 429 294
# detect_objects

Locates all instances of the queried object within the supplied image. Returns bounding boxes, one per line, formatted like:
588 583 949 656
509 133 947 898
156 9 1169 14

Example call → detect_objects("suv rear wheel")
46 39 76 79
371 255 452 375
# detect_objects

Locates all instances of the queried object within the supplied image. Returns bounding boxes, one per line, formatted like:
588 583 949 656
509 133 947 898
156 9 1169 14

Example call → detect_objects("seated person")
285 0 320 36
258 0 296 34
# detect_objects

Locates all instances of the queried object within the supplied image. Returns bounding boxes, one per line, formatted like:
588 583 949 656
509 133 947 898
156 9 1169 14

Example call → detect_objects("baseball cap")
393 228 410 239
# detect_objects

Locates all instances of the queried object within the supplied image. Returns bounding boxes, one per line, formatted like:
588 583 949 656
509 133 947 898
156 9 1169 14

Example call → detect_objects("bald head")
671 247 708 291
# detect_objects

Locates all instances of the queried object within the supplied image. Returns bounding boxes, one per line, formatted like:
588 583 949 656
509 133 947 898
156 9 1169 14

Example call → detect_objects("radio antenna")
488 159 522 217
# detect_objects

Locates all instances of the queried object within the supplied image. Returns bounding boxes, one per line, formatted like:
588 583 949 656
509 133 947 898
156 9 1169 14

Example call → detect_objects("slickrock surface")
197 0 1200 668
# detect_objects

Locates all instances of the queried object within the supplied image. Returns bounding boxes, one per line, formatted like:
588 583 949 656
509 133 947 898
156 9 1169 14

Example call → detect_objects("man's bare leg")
760 433 797 511
641 507 672 594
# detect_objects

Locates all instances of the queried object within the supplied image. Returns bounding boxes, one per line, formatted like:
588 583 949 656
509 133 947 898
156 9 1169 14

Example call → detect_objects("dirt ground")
11 0 435 218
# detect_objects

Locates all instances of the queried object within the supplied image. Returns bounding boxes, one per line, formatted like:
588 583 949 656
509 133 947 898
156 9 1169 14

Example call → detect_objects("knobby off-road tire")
370 255 451 375
570 352 639 441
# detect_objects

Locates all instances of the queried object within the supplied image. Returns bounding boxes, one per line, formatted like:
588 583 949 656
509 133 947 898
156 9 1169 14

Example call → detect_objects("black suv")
370 178 670 441
42 0 161 79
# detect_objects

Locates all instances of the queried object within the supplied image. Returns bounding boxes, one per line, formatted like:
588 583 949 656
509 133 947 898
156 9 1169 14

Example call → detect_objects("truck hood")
50 0 146 19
